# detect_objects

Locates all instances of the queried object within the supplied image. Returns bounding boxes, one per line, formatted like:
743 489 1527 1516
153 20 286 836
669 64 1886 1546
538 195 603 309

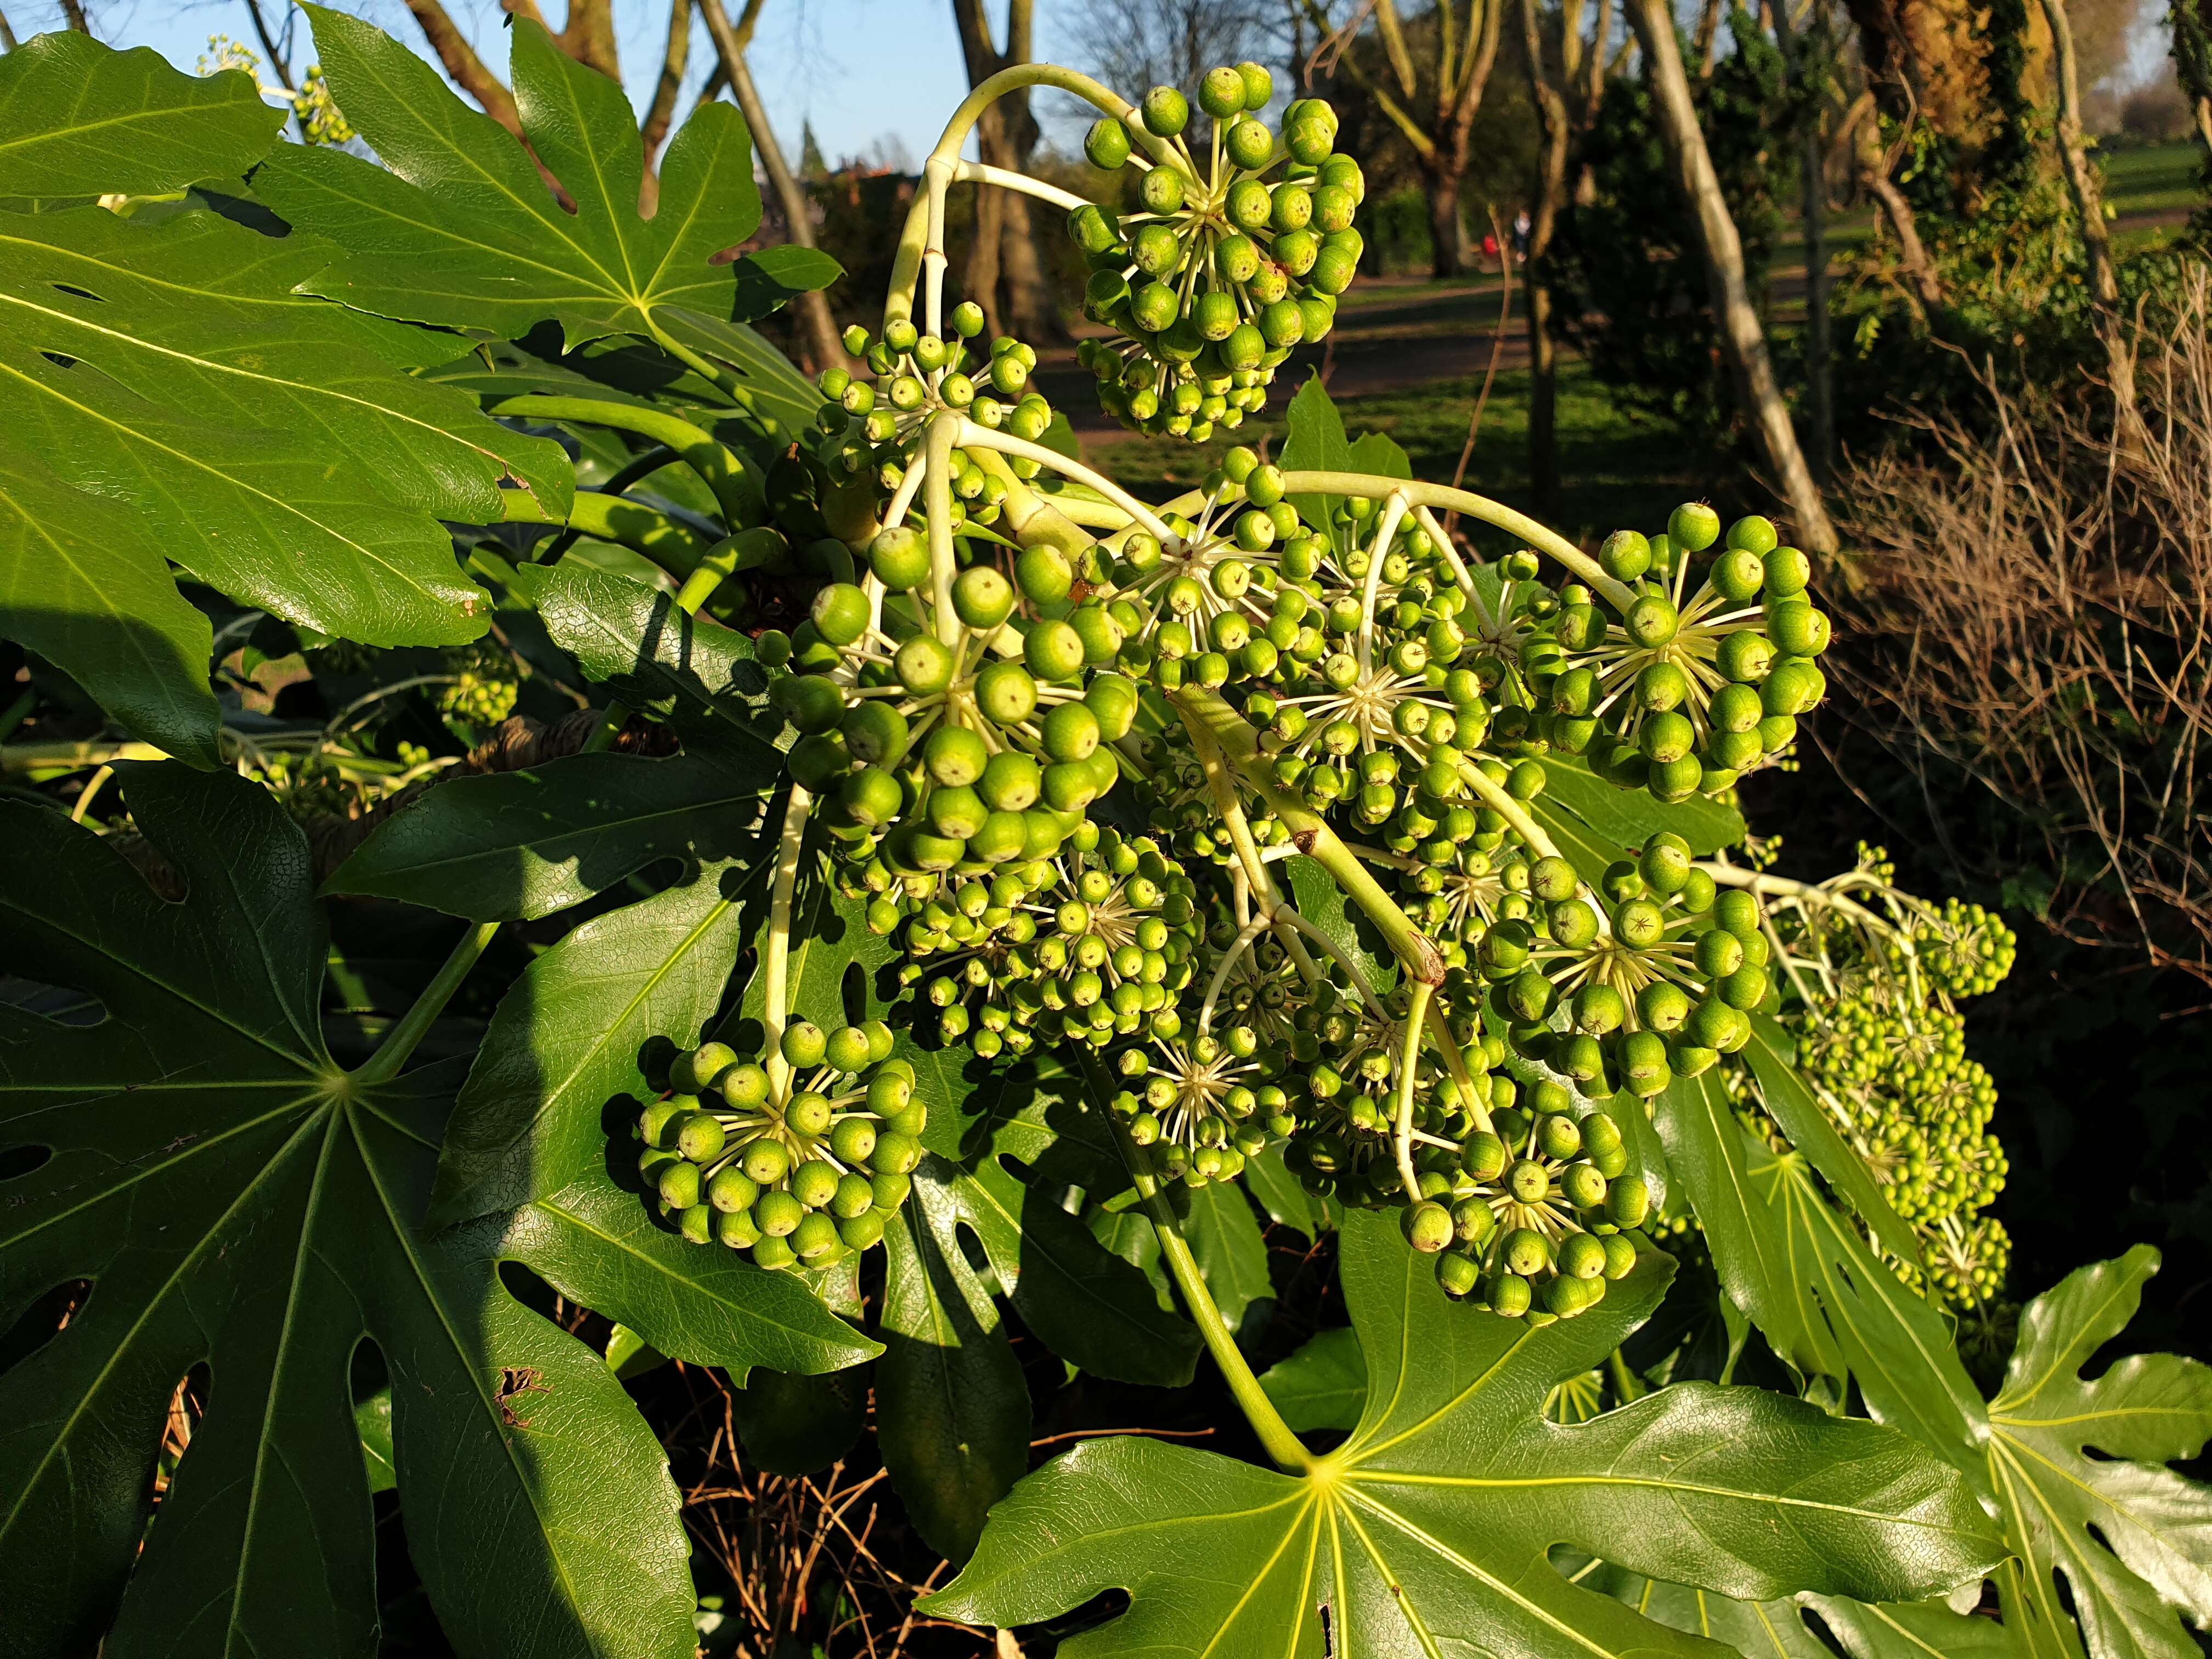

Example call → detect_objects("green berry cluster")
438 638 520 728
1916 1215 2013 1311
1070 65 1364 440
1906 898 2018 999
767 528 1139 876
812 311 1053 529
1110 1028 1284 1186
891 824 1203 1057
635 1025 926 1271
1538 507 1830 803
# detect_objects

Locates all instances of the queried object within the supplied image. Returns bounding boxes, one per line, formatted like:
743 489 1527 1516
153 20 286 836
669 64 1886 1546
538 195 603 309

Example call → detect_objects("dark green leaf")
1178 1180 1274 1340
1241 1139 1327 1242
1587 1562 1838 1657
959 1150 1200 1387
735 856 897 1036
1654 1071 1986 1462
730 1367 868 1477
326 746 781 922
259 9 838 348
1807 1594 2023 1657
878 1158 1032 1565
0 453 220 764
0 764 697 1658
1277 371 1351 535
432 857 757 1225
1743 1015 1921 1265
1983 1249 2212 1659
0 33 283 198
926 1210 2002 1656
1536 754 1744 857
534 565 767 741
1258 1326 1365 1433
1282 851 1397 993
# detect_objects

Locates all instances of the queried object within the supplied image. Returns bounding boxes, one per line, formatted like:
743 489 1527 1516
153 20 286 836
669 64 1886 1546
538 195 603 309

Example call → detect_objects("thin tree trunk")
1521 0 1572 512
2036 0 2137 421
1628 0 1837 550
997 187 1053 340
1773 0 1832 481
243 0 294 89
0 8 16 50
1694 0 1724 77
640 0 693 171
58 0 87 32
1427 165 1470 277
1848 95 1943 309
952 0 1053 341
699 0 848 376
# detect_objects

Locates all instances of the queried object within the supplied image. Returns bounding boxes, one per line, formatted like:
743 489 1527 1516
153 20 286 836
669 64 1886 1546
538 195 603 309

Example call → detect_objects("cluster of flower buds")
1069 65 1364 441
636 1025 924 1271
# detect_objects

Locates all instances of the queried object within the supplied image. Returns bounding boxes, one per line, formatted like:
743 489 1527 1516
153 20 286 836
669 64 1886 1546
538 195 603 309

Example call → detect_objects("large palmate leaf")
325 737 781 921
878 1158 1035 1566
0 46 559 759
1654 1072 1987 1461
0 31 282 197
258 7 839 351
924 1209 2002 1657
0 765 717 1658
1983 1249 2212 1659
1809 1594 2024 1657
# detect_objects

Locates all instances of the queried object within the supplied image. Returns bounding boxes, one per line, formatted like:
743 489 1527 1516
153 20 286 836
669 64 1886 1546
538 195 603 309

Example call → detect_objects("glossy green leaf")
1808 1594 2024 1657
925 1210 2002 1656
356 1388 398 1496
735 854 897 1035
1178 1179 1274 1340
0 764 696 1658
533 565 768 741
258 8 839 349
1655 1071 1987 1462
326 744 781 922
432 857 757 1224
878 1158 1032 1565
1589 1563 1838 1657
1984 1248 2212 1659
0 33 283 198
1743 1015 1921 1265
1282 851 1397 992
0 452 220 764
958 1148 1201 1387
1258 1326 1365 1434
1242 1139 1328 1242
1536 753 1744 857
1277 372 1352 539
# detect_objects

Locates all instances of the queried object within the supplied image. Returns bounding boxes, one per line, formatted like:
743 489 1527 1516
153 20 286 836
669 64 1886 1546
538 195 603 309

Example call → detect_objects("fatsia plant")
2 14 2209 1659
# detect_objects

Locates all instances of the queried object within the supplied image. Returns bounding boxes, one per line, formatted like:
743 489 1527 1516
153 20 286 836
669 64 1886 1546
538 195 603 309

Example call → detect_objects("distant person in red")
1481 231 1500 270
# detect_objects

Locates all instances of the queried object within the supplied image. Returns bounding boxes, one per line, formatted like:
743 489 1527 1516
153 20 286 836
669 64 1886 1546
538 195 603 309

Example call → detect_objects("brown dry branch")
1833 271 2212 981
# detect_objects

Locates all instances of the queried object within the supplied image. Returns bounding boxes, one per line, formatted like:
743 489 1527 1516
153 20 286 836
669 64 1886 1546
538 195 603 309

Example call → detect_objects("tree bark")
640 0 693 171
700 0 848 376
1694 0 1724 78
58 0 87 33
1628 0 1837 550
243 0 295 89
403 0 523 134
1847 95 1944 309
1426 167 1470 278
2038 0 2137 422
1520 0 1572 513
952 0 1053 341
1772 0 1832 482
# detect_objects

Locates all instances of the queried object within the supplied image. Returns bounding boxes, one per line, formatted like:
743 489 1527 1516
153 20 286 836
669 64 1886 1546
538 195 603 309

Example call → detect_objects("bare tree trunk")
243 0 295 89
1521 0 1572 512
2037 0 2137 422
951 1 1053 341
1694 0 1724 77
968 115 1009 339
1628 0 1838 550
996 187 1053 340
1773 0 1833 482
640 0 694 172
700 0 848 376
1847 93 1944 309
402 0 523 133
1426 165 1470 277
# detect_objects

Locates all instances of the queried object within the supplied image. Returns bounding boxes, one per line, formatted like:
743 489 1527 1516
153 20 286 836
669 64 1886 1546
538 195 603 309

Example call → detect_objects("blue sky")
8 0 1069 168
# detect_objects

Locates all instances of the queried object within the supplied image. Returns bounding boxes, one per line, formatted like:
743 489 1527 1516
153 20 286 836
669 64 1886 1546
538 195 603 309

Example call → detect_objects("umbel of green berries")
1536 506 1832 804
636 1024 926 1271
766 528 1140 879
438 638 520 728
810 305 1055 529
1070 63 1365 442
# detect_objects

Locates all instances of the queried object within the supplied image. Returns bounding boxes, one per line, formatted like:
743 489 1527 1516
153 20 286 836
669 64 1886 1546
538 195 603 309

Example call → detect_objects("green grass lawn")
1082 359 1724 550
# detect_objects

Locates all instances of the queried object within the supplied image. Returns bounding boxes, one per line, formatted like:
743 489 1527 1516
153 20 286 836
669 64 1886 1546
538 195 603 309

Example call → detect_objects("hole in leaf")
50 282 103 302
842 959 867 1028
1 974 108 1026
40 351 77 369
144 1361 212 1529
0 1276 91 1380
0 1143 53 1181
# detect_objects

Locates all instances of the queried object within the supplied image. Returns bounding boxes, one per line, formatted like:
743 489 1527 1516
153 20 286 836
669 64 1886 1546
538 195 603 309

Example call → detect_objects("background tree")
1060 0 1280 99
952 0 1055 341
1303 0 1507 276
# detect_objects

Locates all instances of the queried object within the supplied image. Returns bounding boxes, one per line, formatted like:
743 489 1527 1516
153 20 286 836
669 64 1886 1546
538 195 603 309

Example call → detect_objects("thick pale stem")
1357 492 1412 675
490 396 755 532
1183 716 1322 986
952 159 1089 212
1107 1101 1311 1472
956 422 1178 543
925 417 961 647
353 921 501 1085
1173 686 1446 986
1393 981 1435 1205
1277 471 1635 611
762 784 813 1097
1457 763 1564 861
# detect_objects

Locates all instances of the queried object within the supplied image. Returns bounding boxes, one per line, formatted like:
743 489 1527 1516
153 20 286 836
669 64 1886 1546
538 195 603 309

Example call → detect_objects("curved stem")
952 159 1090 212
1105 1097 1311 1472
1276 471 1635 611
1393 981 1435 1205
1456 763 1564 862
353 921 501 1085
500 488 715 576
491 396 756 532
1182 715 1321 986
956 422 1178 543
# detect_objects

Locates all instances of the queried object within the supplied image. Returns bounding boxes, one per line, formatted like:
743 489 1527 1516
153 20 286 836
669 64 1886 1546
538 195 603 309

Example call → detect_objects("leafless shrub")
1833 268 2212 983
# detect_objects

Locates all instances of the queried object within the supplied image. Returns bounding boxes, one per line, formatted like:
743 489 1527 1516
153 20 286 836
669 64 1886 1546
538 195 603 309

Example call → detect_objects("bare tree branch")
243 0 295 90
640 0 694 167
